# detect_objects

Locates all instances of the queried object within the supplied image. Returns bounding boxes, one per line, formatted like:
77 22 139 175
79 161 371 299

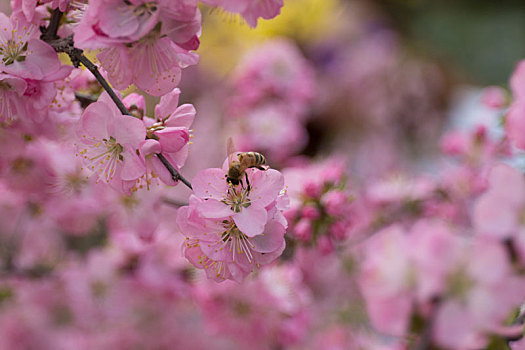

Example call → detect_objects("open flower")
176 162 288 282
0 13 71 81
137 88 196 188
192 166 285 236
76 93 146 193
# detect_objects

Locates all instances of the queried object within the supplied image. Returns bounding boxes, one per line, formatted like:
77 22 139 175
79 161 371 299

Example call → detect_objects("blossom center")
446 267 474 301
0 39 27 65
78 135 124 182
131 2 158 17
222 186 251 213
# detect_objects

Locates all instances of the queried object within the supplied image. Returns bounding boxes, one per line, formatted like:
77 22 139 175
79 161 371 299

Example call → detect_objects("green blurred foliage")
376 0 525 85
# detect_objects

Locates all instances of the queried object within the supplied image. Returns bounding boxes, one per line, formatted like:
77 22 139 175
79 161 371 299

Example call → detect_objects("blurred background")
173 0 525 187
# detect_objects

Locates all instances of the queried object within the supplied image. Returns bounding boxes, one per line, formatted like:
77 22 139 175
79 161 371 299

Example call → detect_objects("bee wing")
227 137 236 166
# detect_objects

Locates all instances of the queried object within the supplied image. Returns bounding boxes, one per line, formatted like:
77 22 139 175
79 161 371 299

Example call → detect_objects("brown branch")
156 153 193 190
40 9 63 42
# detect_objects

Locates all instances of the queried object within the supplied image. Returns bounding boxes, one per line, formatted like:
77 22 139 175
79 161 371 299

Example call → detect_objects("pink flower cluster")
227 39 316 161
177 161 288 282
196 265 311 349
359 220 525 349
74 0 201 95
282 158 354 254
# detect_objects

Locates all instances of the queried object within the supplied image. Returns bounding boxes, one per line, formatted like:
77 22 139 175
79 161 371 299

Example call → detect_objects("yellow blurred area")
198 0 342 75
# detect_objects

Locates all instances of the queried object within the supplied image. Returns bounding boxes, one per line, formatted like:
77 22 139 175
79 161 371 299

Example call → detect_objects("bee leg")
245 172 251 192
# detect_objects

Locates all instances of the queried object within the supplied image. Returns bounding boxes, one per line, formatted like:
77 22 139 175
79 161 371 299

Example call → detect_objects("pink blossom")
294 218 312 242
76 93 146 192
233 104 308 161
11 0 72 22
195 264 310 348
359 224 414 335
192 166 285 236
176 164 288 282
472 163 525 239
230 38 315 116
151 88 195 161
283 159 354 250
301 205 320 220
0 73 27 124
0 13 71 81
321 190 348 216
433 239 525 349
0 13 71 123
137 88 195 188
440 130 469 155
360 219 525 348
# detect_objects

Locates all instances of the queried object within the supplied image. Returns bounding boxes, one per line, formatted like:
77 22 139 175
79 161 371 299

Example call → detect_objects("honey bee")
226 138 267 188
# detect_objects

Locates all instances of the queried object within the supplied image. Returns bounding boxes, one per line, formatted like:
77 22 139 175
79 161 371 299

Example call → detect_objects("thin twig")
77 55 131 116
156 153 193 190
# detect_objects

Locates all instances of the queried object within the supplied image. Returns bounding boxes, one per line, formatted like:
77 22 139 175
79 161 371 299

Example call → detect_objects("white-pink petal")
192 168 229 200
155 88 181 119
233 203 267 237
197 199 231 218
249 169 284 207
252 220 285 253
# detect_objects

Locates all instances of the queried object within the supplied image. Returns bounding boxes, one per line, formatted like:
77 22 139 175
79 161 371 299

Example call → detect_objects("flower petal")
81 101 112 140
154 127 189 152
112 114 147 147
192 168 229 200
120 148 145 181
165 104 196 128
233 203 267 237
252 219 285 253
155 88 181 120
249 169 284 207
197 199 231 218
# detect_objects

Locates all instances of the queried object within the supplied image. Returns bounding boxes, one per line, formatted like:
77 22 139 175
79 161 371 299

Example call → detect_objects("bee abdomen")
243 152 265 166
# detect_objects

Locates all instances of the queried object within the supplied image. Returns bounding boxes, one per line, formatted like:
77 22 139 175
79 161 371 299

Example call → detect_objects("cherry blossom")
176 164 288 282
76 93 146 192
